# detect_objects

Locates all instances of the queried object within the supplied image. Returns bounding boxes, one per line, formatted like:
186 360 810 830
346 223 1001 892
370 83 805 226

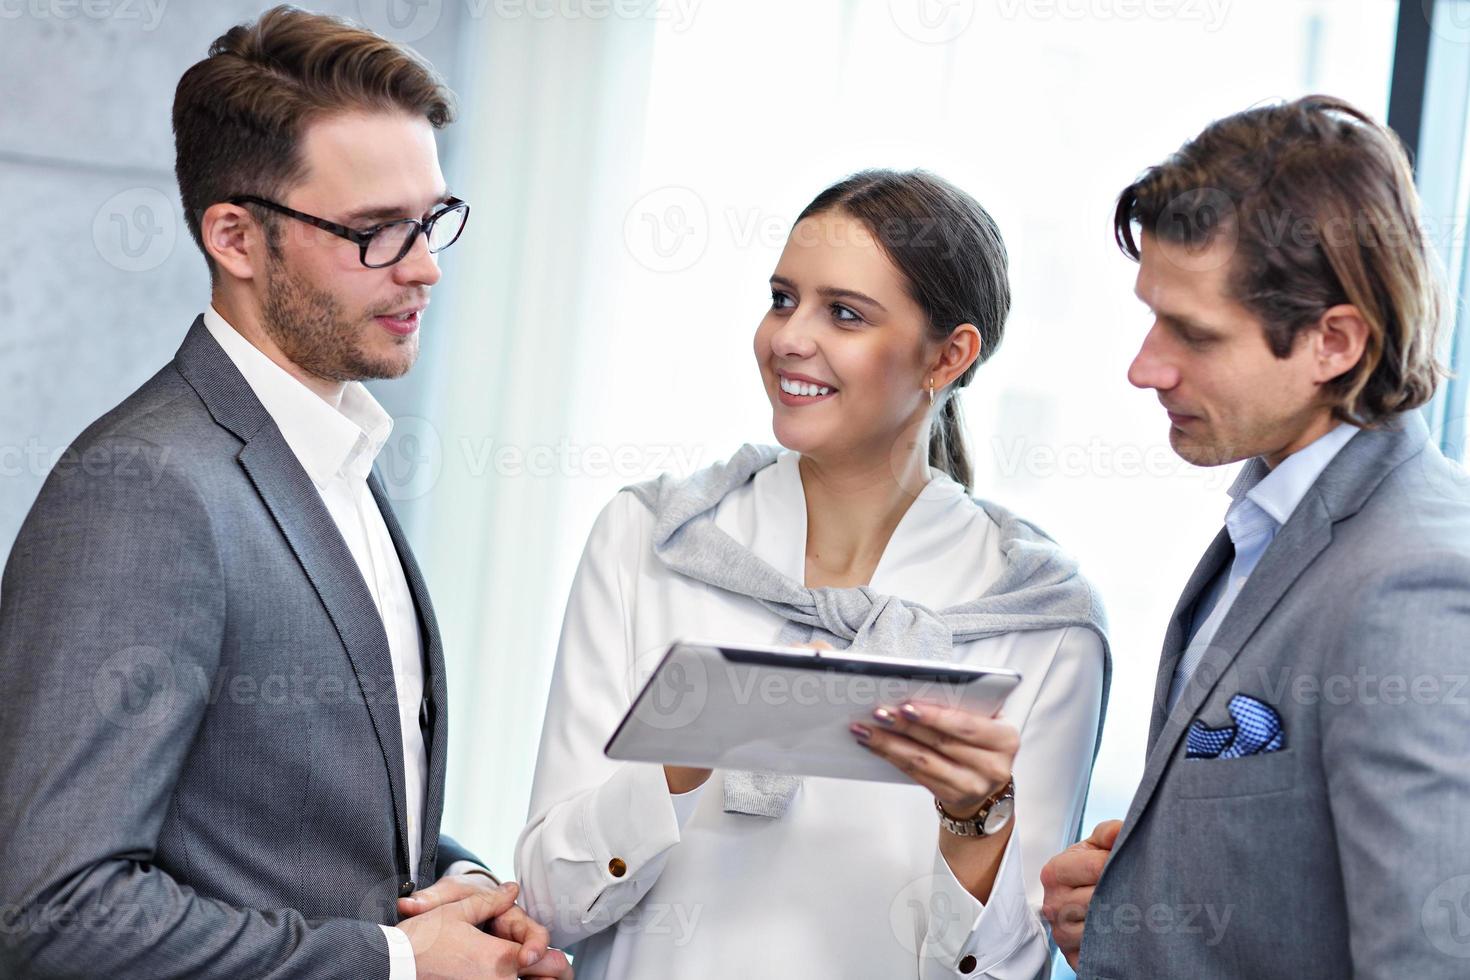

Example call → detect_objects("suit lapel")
1112 500 1333 857
1110 414 1433 863
174 317 413 876
237 431 414 875
369 474 449 883
1147 528 1232 751
1165 497 1331 727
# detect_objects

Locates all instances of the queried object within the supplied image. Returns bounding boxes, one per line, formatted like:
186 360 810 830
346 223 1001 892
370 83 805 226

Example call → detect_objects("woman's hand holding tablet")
606 639 1021 786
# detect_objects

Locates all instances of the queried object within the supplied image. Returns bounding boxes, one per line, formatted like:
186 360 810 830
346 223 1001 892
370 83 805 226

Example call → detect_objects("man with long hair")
1042 95 1470 978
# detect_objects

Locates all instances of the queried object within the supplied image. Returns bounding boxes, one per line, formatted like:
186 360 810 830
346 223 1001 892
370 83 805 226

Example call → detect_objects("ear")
1311 304 1370 386
929 323 983 389
201 201 267 283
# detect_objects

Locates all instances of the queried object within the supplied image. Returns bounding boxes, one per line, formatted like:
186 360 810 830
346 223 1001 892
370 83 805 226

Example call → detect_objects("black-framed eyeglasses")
228 194 470 269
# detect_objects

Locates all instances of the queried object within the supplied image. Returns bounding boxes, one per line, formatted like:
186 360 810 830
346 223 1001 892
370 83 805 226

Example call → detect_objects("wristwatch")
935 779 1015 838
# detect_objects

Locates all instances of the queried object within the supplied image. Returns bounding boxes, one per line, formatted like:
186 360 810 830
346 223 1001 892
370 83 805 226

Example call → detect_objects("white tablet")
604 639 1022 784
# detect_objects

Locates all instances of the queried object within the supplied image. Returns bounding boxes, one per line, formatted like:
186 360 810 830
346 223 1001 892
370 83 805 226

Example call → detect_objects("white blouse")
515 451 1105 979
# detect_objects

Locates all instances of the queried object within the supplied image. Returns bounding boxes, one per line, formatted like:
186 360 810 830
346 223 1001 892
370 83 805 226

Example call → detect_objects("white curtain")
417 10 661 874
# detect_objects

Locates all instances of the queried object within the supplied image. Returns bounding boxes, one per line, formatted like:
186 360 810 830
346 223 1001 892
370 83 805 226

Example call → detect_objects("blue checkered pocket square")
1186 693 1286 759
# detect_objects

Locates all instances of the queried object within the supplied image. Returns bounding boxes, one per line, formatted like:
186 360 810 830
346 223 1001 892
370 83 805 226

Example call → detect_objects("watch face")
983 797 1015 835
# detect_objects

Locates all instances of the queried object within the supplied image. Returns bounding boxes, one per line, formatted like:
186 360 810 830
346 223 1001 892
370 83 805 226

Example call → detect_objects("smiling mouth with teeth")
778 376 838 399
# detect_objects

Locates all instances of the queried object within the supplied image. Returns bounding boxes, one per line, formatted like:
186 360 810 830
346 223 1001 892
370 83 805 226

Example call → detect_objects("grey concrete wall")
0 1 467 567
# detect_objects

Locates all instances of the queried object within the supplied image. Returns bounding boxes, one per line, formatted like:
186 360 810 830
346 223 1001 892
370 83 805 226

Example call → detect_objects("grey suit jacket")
1077 411 1470 978
0 318 481 979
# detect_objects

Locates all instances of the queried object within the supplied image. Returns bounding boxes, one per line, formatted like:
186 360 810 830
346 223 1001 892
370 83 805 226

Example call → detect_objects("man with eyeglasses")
0 8 570 979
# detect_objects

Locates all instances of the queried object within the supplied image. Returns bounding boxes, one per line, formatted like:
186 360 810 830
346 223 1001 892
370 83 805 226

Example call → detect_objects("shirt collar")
1226 421 1360 528
201 305 393 487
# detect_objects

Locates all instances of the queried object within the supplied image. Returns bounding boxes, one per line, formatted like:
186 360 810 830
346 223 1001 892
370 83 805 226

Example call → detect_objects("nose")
769 307 819 360
392 228 442 288
1127 322 1180 392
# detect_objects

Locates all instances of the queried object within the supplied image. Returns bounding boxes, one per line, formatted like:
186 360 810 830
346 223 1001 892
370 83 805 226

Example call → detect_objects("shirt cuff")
443 859 499 884
578 762 689 928
922 831 1045 978
381 924 416 980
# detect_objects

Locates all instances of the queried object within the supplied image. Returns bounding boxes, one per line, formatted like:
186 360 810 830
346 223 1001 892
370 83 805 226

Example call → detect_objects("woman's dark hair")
797 169 1010 491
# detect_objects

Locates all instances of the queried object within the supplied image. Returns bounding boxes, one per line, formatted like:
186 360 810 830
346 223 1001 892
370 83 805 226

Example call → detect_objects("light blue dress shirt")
1166 422 1361 714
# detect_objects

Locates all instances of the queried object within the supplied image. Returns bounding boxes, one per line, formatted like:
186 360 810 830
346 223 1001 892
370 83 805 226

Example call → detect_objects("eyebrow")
1134 289 1220 337
342 191 453 226
770 275 889 314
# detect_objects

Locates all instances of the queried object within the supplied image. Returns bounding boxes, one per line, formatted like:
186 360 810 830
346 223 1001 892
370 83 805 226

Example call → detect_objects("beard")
260 249 417 384
1168 411 1297 468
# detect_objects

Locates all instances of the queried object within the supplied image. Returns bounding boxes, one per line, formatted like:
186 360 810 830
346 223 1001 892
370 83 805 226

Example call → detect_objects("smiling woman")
758 170 1009 496
513 168 1111 979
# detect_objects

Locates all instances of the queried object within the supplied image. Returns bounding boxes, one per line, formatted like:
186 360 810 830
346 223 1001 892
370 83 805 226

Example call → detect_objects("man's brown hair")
172 4 456 278
1114 94 1446 427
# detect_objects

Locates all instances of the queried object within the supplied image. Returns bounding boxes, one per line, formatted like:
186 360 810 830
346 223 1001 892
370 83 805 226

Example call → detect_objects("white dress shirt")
516 451 1106 978
1167 422 1360 712
203 306 468 980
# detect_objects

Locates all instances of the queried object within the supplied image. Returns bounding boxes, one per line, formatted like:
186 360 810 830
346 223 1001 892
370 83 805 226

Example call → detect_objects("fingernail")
899 703 922 722
850 723 872 742
873 707 896 727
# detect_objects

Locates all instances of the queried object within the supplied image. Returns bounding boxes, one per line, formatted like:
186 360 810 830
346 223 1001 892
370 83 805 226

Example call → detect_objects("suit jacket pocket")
1172 747 1299 799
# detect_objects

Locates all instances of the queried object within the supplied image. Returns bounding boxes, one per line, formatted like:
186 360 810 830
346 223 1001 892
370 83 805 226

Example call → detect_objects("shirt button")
958 954 977 974
608 858 628 878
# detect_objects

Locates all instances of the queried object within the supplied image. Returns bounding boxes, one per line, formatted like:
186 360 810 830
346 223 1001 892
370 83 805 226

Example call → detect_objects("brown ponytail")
929 395 974 491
